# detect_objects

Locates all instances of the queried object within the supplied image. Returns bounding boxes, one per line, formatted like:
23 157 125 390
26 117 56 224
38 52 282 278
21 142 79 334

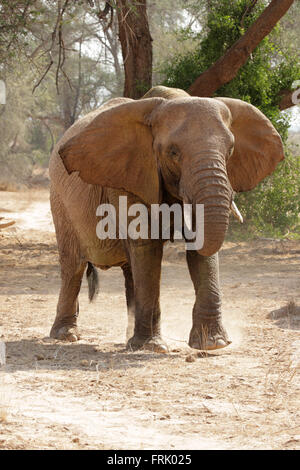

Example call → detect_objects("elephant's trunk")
182 153 231 257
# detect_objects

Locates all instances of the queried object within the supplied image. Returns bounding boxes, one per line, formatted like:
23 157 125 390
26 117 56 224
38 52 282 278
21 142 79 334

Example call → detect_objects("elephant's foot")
127 335 169 353
189 318 231 351
50 324 80 342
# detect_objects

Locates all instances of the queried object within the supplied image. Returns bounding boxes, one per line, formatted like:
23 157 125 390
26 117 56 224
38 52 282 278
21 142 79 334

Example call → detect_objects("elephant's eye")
168 145 180 160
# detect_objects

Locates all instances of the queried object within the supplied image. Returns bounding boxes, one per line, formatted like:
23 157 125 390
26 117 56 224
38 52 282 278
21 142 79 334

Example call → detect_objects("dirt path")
0 189 299 450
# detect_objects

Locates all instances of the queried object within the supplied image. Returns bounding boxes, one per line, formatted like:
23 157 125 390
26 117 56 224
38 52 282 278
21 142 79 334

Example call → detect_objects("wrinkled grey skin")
49 85 283 353
141 87 227 351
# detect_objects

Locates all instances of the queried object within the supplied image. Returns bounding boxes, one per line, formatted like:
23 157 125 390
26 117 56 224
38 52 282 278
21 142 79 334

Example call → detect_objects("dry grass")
0 406 8 424
0 386 9 425
264 351 299 409
268 300 300 330
286 300 300 317
0 188 299 449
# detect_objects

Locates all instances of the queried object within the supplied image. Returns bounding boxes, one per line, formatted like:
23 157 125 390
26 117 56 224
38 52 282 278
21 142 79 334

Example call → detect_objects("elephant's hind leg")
121 263 135 341
50 262 86 341
50 191 86 341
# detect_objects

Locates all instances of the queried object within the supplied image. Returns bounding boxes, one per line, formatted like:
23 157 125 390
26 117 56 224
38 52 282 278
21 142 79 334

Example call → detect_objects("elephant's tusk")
231 201 243 224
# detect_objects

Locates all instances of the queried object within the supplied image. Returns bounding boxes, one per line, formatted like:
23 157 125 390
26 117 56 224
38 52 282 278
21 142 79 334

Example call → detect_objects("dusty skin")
0 188 299 450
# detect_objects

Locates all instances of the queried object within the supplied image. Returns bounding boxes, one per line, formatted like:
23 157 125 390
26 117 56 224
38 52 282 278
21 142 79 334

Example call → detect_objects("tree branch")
278 88 297 111
96 1 114 31
188 0 295 97
240 0 258 29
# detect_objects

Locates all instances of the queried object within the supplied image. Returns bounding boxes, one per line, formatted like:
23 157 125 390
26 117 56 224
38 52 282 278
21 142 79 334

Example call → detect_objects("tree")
1 1 297 106
115 0 153 98
0 0 122 183
187 0 295 101
162 0 299 139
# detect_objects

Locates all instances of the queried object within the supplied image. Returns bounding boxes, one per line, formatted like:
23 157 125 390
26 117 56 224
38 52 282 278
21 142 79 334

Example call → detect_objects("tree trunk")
61 80 76 131
116 0 152 99
188 0 295 97
105 21 124 93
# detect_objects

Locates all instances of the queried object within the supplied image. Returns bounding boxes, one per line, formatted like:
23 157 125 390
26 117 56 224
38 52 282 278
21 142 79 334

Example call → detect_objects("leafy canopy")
162 0 300 141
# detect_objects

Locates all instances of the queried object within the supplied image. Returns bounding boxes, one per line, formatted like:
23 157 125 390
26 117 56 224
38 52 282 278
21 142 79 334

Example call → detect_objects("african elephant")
49 85 284 352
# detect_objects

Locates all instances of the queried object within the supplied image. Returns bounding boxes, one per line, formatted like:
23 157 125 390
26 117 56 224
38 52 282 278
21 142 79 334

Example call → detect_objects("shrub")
228 150 300 239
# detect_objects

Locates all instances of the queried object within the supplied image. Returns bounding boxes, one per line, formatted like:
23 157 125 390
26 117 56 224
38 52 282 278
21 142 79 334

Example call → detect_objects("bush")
228 150 300 239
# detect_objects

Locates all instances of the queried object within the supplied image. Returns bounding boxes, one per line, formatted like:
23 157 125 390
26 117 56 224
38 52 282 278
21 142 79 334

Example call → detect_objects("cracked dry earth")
0 188 299 450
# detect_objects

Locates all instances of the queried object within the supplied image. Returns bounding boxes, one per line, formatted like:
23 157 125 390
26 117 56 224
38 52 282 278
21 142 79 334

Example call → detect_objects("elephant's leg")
125 240 168 353
50 191 86 341
121 263 135 341
186 251 231 350
50 262 86 341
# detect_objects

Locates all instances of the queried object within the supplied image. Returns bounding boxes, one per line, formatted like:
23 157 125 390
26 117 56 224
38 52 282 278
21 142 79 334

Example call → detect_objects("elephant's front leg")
125 240 168 353
186 251 231 350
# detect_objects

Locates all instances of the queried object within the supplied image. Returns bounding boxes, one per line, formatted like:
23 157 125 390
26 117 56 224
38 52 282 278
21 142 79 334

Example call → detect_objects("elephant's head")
59 96 284 256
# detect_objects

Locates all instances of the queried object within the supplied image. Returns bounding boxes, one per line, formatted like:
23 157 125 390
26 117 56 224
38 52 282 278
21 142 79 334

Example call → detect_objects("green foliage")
229 150 300 239
161 0 300 238
161 0 300 141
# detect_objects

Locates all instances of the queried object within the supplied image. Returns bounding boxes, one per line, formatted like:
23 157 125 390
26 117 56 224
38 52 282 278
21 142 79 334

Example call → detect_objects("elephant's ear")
59 98 165 205
216 97 284 192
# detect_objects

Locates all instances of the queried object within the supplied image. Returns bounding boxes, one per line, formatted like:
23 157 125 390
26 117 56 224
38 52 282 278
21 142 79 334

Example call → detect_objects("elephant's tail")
86 262 99 302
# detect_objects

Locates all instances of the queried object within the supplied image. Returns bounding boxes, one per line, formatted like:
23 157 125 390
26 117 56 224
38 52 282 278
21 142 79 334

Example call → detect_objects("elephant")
49 85 284 352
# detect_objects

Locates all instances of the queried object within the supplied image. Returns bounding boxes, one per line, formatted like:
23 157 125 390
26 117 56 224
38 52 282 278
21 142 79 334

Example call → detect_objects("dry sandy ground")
0 189 299 450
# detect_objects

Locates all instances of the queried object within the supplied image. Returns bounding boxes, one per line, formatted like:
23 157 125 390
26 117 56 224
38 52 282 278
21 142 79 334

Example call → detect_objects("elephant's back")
143 85 190 100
